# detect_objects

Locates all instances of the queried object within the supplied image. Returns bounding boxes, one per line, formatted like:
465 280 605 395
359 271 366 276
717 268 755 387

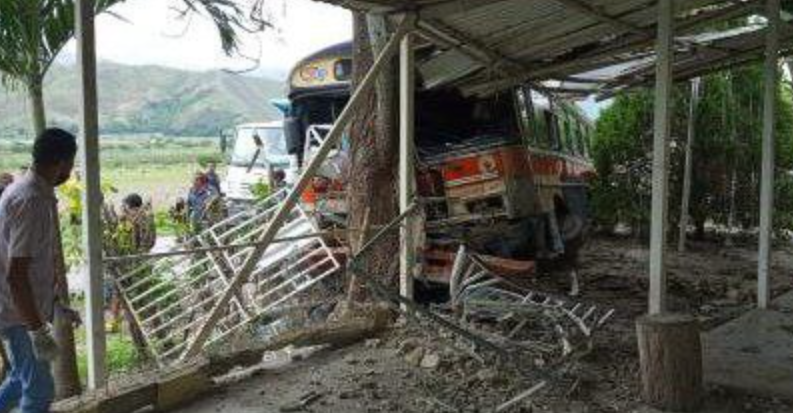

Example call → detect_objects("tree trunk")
27 77 46 137
53 218 82 399
346 12 400 300
636 314 703 412
52 303 82 399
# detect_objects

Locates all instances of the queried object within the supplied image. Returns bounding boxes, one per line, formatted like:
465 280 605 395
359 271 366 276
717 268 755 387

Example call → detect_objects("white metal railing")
110 188 341 365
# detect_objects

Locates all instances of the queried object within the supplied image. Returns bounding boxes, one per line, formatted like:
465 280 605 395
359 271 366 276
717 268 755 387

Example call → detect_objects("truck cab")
223 121 298 201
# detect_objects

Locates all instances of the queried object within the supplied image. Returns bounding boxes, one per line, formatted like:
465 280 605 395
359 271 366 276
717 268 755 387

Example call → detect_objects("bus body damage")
286 41 595 285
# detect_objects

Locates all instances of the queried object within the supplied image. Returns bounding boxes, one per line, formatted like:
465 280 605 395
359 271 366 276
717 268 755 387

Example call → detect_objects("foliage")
591 64 793 237
59 177 118 268
0 0 270 137
77 330 141 381
250 179 271 201
0 0 252 88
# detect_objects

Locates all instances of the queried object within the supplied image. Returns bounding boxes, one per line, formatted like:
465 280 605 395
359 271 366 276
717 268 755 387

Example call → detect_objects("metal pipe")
400 28 417 305
678 77 701 253
649 0 675 315
758 0 780 309
75 0 106 388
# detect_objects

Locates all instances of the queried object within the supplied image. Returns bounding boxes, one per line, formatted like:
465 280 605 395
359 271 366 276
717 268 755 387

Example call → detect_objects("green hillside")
0 62 285 138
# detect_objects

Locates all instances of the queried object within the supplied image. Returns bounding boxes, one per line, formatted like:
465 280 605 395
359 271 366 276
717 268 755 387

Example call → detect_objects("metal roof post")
678 77 700 253
758 0 780 310
75 0 107 388
181 15 415 360
649 0 675 315
399 24 417 308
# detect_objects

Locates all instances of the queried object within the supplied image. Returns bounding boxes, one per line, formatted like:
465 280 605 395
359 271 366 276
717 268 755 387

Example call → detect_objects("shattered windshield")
231 127 290 167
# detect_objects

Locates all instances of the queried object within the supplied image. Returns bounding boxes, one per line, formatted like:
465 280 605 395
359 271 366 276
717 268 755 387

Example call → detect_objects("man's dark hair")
33 128 78 165
123 193 143 209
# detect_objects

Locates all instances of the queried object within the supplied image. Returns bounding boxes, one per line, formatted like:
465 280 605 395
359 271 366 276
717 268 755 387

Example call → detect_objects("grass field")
0 135 224 210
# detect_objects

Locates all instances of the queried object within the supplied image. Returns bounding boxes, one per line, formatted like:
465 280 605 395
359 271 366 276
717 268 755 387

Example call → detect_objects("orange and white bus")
285 41 595 283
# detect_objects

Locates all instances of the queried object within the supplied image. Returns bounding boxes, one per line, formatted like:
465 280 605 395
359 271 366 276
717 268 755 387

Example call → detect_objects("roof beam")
417 0 512 19
461 0 763 95
551 0 646 35
416 17 565 98
417 18 525 73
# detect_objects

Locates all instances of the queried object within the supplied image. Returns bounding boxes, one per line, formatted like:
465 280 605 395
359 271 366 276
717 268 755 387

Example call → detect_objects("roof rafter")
550 0 646 35
461 0 763 95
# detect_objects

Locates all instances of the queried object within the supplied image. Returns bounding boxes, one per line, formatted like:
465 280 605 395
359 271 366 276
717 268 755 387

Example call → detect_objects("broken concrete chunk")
420 352 441 370
404 347 425 366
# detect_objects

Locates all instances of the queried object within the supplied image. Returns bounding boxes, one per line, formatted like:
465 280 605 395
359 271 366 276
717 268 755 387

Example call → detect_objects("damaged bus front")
285 41 595 284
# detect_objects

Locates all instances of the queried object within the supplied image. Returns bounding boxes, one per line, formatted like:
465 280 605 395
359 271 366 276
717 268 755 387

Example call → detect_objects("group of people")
0 129 233 412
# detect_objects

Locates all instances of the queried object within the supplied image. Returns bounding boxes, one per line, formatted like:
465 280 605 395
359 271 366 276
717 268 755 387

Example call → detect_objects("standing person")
0 128 79 413
187 172 212 232
205 162 222 195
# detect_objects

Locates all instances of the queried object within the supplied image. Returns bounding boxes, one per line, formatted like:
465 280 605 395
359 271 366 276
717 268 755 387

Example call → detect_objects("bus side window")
583 124 593 158
534 107 549 149
546 110 561 151
575 121 587 157
568 115 580 156
513 88 533 146
555 112 568 153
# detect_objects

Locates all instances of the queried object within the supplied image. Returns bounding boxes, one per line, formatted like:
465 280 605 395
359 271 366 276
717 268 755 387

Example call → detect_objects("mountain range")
0 61 285 138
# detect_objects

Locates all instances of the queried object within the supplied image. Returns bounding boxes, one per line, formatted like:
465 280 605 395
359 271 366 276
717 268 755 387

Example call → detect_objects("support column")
678 78 700 253
75 0 106 388
649 0 674 315
399 30 416 305
758 0 780 309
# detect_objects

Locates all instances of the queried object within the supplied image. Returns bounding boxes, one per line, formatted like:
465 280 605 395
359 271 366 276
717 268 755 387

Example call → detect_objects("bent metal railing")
109 188 341 365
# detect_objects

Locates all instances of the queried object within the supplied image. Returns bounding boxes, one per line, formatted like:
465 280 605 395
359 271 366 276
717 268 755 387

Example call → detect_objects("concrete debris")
420 352 441 370
404 347 425 367
279 391 323 412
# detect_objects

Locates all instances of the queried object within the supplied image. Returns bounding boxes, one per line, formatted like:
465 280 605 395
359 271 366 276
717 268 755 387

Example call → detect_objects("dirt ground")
172 236 793 413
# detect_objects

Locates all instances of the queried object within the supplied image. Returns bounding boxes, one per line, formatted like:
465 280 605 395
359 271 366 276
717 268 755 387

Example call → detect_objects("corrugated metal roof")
315 0 792 98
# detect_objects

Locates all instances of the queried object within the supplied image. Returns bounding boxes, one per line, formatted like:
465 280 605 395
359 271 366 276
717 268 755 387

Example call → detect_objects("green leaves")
0 0 265 90
592 64 793 235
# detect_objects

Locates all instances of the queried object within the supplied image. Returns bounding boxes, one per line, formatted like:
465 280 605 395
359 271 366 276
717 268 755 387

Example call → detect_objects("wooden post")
757 0 780 309
399 28 417 306
649 0 674 315
636 314 703 412
76 0 107 389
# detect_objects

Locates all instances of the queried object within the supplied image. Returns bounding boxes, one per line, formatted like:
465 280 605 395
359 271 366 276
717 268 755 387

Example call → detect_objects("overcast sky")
62 0 352 79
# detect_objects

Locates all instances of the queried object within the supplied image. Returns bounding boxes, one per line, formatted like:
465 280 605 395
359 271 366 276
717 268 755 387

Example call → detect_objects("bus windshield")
231 127 290 167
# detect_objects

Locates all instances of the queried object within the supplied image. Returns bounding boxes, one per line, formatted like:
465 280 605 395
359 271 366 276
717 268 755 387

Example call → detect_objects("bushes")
592 65 793 238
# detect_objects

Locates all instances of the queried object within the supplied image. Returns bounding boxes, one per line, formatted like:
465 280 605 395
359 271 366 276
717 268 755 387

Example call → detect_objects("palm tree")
0 0 254 136
0 0 266 398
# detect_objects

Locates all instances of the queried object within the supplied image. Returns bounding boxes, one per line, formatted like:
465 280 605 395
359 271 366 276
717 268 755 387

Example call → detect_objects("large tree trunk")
52 302 82 399
53 220 82 399
636 314 703 412
27 76 46 137
346 12 400 301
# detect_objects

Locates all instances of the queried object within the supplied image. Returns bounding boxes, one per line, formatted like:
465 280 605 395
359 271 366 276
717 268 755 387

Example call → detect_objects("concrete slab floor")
703 291 793 401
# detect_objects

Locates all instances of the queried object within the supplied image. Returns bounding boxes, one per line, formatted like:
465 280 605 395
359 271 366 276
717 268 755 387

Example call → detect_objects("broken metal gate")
111 189 341 365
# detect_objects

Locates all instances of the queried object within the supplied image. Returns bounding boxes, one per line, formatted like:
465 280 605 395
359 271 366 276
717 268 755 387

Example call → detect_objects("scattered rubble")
151 236 793 413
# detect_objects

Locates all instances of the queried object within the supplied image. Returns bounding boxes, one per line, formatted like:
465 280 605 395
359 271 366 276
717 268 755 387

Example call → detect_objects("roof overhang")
314 0 793 99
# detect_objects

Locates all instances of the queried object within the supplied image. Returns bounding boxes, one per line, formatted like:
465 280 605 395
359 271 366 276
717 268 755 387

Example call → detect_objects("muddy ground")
172 236 793 413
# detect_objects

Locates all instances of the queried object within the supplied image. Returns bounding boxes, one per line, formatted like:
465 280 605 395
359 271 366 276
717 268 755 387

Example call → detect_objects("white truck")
223 121 298 202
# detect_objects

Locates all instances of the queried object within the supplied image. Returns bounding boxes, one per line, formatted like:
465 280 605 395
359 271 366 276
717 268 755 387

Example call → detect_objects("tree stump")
636 313 703 412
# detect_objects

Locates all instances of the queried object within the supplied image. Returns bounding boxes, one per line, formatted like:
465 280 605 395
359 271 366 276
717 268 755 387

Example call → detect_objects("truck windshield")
231 127 290 167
